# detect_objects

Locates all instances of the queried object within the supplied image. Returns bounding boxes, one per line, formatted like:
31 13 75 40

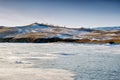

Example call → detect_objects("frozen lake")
0 43 120 80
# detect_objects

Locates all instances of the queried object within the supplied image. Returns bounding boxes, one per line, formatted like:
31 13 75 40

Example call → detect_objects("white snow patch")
0 68 74 80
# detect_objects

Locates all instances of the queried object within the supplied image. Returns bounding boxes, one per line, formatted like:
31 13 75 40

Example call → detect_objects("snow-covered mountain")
0 23 93 39
0 23 120 44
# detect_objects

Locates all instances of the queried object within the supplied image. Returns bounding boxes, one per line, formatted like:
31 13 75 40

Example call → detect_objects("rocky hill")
0 23 120 44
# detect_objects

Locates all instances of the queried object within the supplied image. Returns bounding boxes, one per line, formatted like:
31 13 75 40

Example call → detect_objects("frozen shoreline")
0 43 75 80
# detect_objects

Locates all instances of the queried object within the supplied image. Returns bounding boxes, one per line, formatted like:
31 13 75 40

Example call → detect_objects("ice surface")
0 43 120 80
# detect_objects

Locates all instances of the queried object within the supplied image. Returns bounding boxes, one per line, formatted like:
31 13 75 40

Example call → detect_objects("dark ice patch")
15 61 23 64
60 53 75 56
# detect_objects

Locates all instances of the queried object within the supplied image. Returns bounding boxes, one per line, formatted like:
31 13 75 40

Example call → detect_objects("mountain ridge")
0 23 120 44
94 26 120 31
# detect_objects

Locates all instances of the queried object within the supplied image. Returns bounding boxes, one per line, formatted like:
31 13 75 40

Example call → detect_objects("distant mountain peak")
22 22 50 29
29 22 41 26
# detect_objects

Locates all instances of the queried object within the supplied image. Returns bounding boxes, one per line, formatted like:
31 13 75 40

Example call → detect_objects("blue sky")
0 0 120 28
